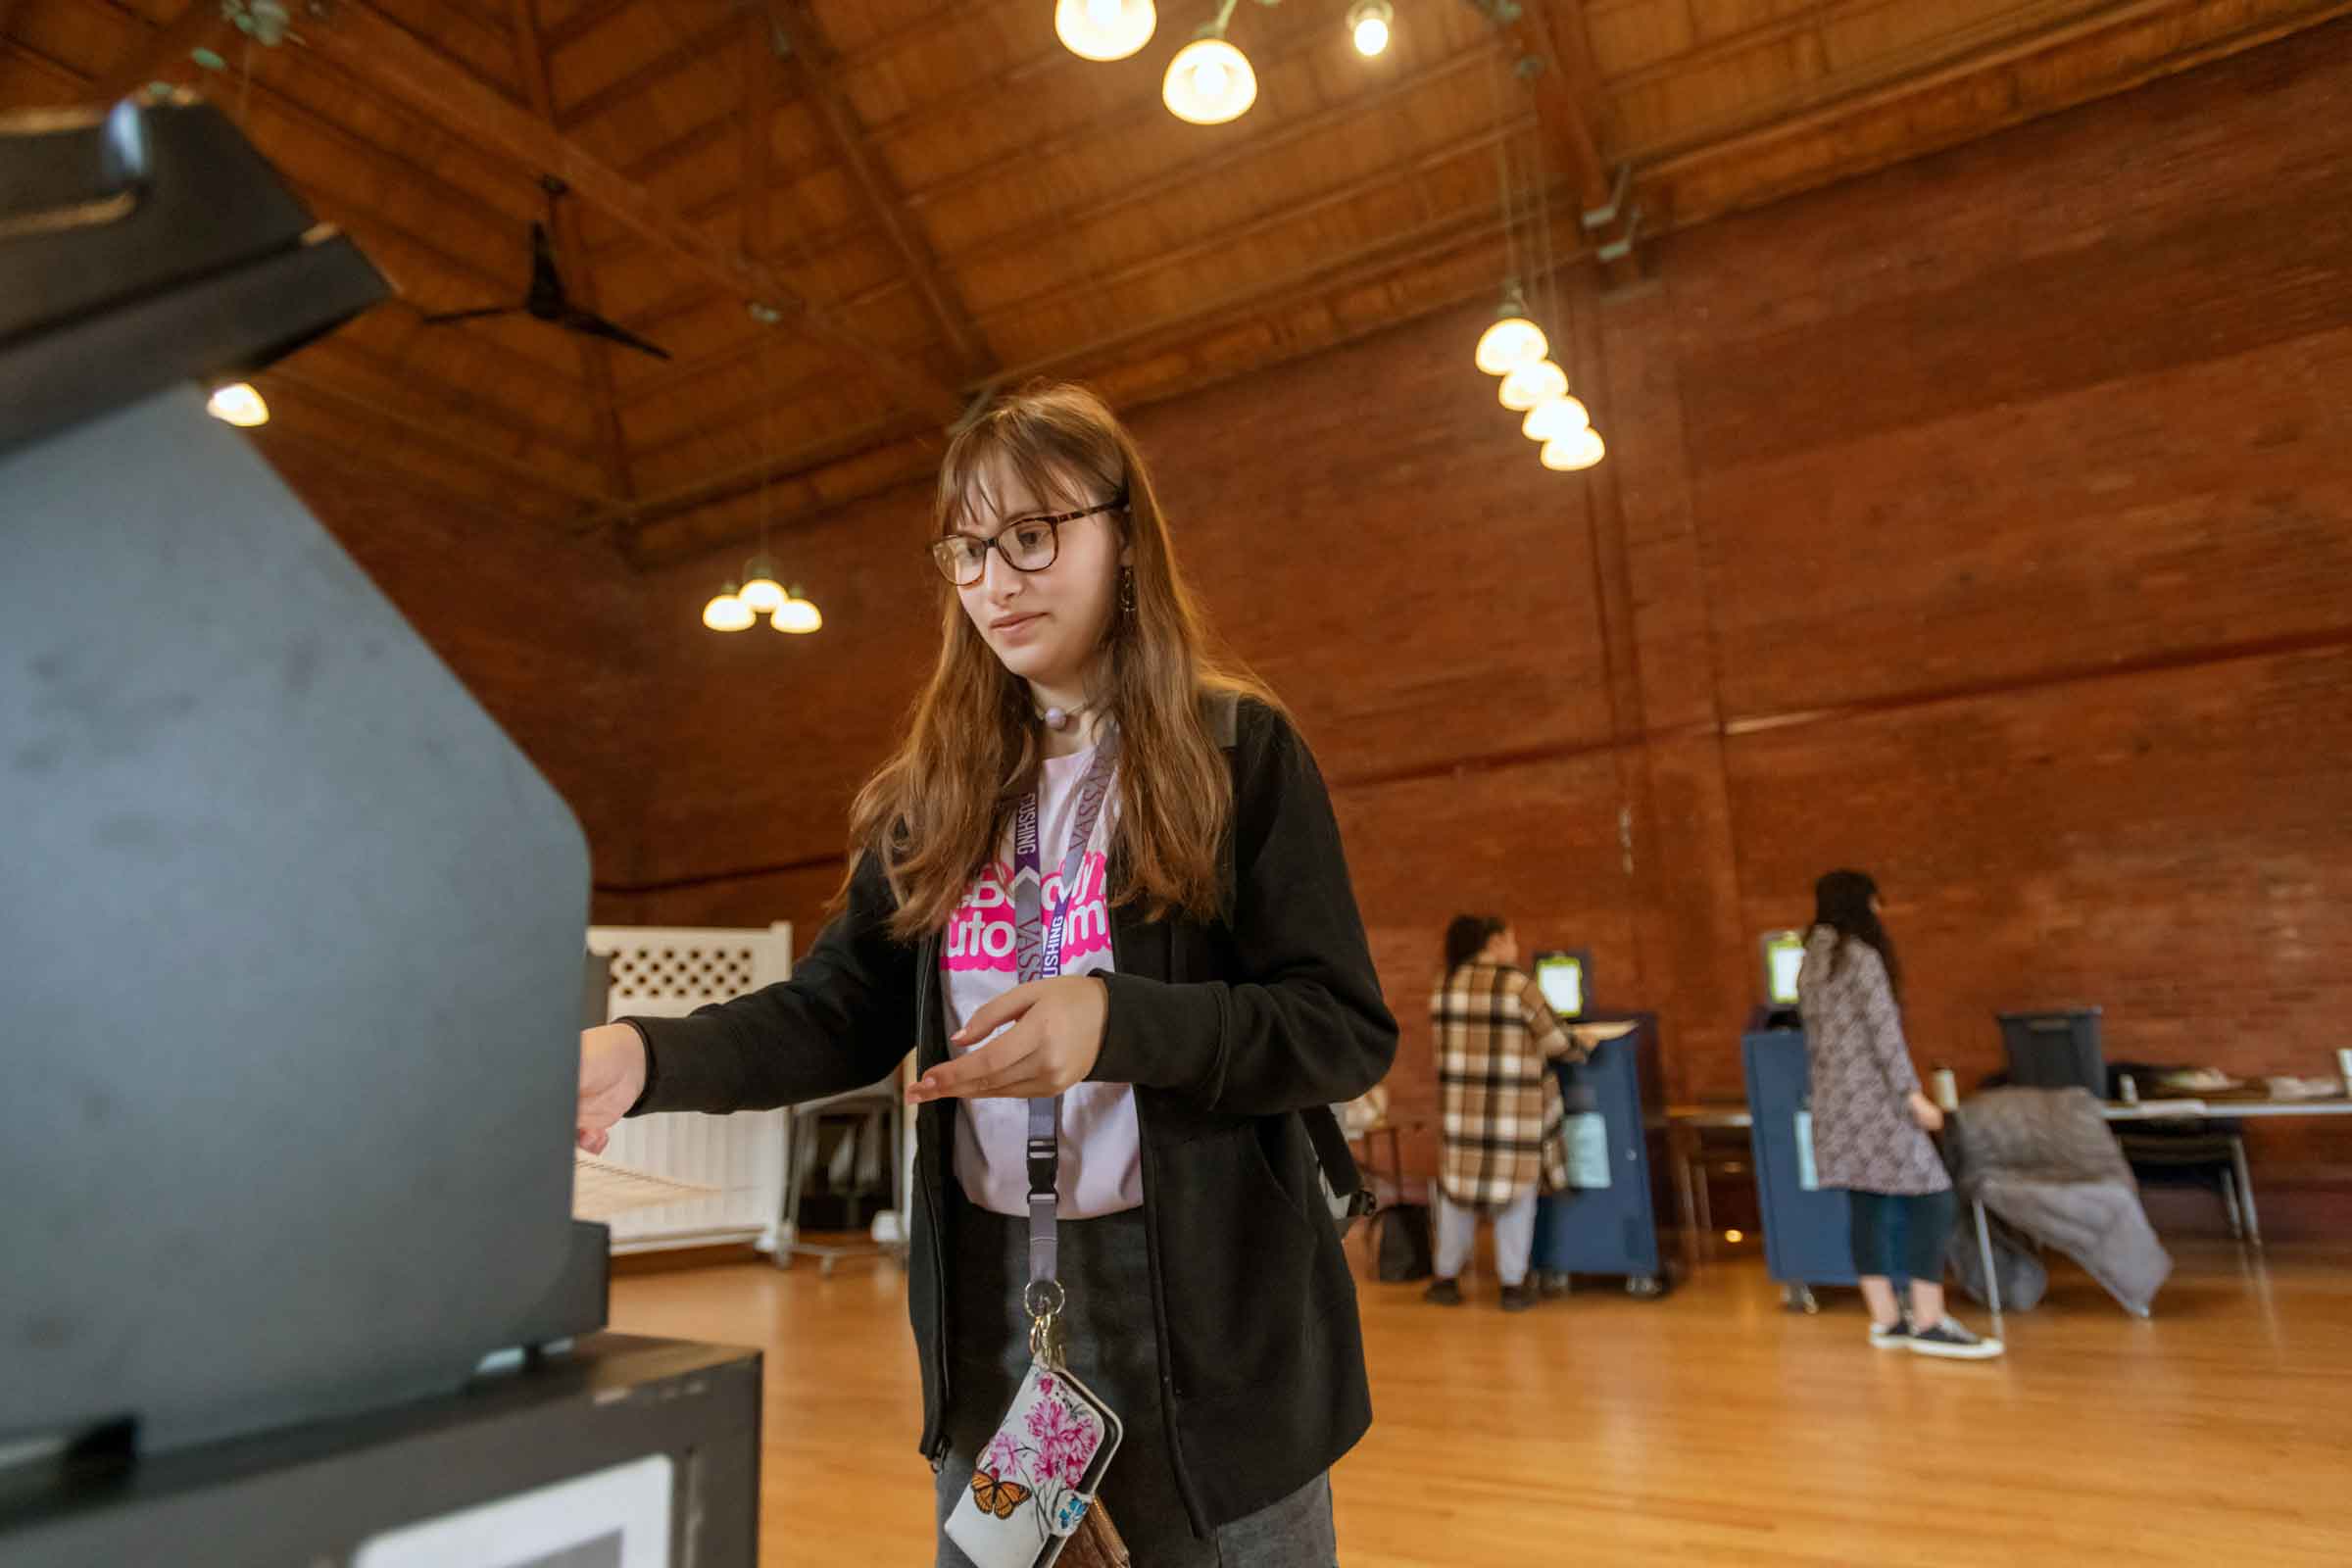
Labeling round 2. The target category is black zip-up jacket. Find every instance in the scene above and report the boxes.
[622,696,1398,1534]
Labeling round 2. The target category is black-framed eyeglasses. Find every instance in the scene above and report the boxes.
[929,496,1127,587]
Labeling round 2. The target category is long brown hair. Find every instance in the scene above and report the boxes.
[844,382,1274,942]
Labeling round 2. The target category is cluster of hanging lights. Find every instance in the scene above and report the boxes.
[1477,301,1602,471]
[702,558,822,634]
[1055,0,1396,126]
[1472,31,1604,473]
[702,304,823,635]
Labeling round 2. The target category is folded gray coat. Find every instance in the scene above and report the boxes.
[1947,1087,2174,1316]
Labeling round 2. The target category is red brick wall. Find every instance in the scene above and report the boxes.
[303,24,2352,1233]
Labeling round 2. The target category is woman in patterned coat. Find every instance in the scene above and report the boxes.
[1426,915,1584,1311]
[1798,871,2002,1359]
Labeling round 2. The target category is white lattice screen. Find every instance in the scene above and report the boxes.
[586,922,792,1253]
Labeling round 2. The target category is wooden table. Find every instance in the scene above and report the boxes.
[2099,1095,2352,1245]
[1655,1105,1754,1274]
[2101,1097,2352,1120]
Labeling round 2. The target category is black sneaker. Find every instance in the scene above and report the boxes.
[1499,1283,1538,1313]
[1907,1317,2004,1360]
[1869,1317,1910,1349]
[1423,1277,1464,1306]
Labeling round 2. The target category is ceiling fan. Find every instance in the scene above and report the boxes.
[418,176,671,362]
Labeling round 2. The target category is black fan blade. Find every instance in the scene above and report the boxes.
[560,307,673,362]
[528,221,564,302]
[419,306,522,325]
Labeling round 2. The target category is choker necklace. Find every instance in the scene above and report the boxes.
[1035,699,1092,733]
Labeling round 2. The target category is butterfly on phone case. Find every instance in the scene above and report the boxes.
[970,1466,1034,1521]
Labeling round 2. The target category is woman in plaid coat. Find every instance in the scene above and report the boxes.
[1425,915,1585,1310]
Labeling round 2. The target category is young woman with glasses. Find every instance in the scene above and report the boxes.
[576,382,1396,1564]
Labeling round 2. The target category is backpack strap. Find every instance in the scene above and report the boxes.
[1207,689,1376,1225]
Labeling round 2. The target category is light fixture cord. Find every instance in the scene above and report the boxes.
[759,315,773,570]
[1488,24,1520,304]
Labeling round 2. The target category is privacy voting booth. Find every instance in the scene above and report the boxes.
[1,97,757,1566]
[1526,952,1672,1296]
[1742,1029,1857,1311]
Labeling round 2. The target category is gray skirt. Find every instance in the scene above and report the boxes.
[933,1197,1338,1568]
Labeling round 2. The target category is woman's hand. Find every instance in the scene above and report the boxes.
[1908,1091,1945,1133]
[577,1023,648,1153]
[909,976,1109,1104]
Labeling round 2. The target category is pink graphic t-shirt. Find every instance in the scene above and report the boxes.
[944,743,1143,1219]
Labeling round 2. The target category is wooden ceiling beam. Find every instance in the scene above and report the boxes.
[302,329,606,466]
[583,146,834,264]
[1638,0,2352,179]
[999,175,1583,387]
[1608,0,1867,90]
[1490,0,1638,284]
[627,358,851,463]
[259,366,619,505]
[291,0,964,423]
[872,0,1336,149]
[613,270,904,400]
[930,40,1495,265]
[90,0,233,103]
[619,420,939,564]
[253,421,581,532]
[897,1,1342,206]
[968,116,1539,328]
[580,411,915,538]
[625,99,743,181]
[440,0,517,38]
[828,0,977,71]
[510,0,634,501]
[540,0,635,56]
[740,5,775,257]
[625,186,1588,567]
[554,14,736,130]
[1629,0,2228,165]
[764,0,989,376]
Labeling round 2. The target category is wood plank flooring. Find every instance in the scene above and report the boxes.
[611,1240,2352,1566]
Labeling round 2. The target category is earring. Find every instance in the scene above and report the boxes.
[1118,566,1136,613]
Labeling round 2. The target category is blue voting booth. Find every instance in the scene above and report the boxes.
[1531,1015,1671,1298]
[1742,1029,1855,1311]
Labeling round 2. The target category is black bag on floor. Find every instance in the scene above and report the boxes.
[1375,1204,1434,1282]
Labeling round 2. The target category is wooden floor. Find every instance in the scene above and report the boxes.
[611,1238,2352,1566]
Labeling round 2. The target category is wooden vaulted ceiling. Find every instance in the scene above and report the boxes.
[4,0,2342,568]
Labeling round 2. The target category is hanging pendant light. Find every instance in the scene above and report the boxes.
[1497,359,1567,412]
[737,557,786,614]
[1541,427,1606,471]
[703,584,757,632]
[1163,35,1255,124]
[206,381,269,426]
[1056,0,1156,60]
[1522,394,1591,444]
[1474,300,1546,376]
[705,304,821,634]
[1348,0,1393,56]
[771,589,822,635]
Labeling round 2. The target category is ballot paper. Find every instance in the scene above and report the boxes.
[572,1150,717,1222]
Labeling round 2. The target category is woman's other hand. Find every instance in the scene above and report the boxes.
[577,1023,649,1152]
[909,976,1109,1103]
